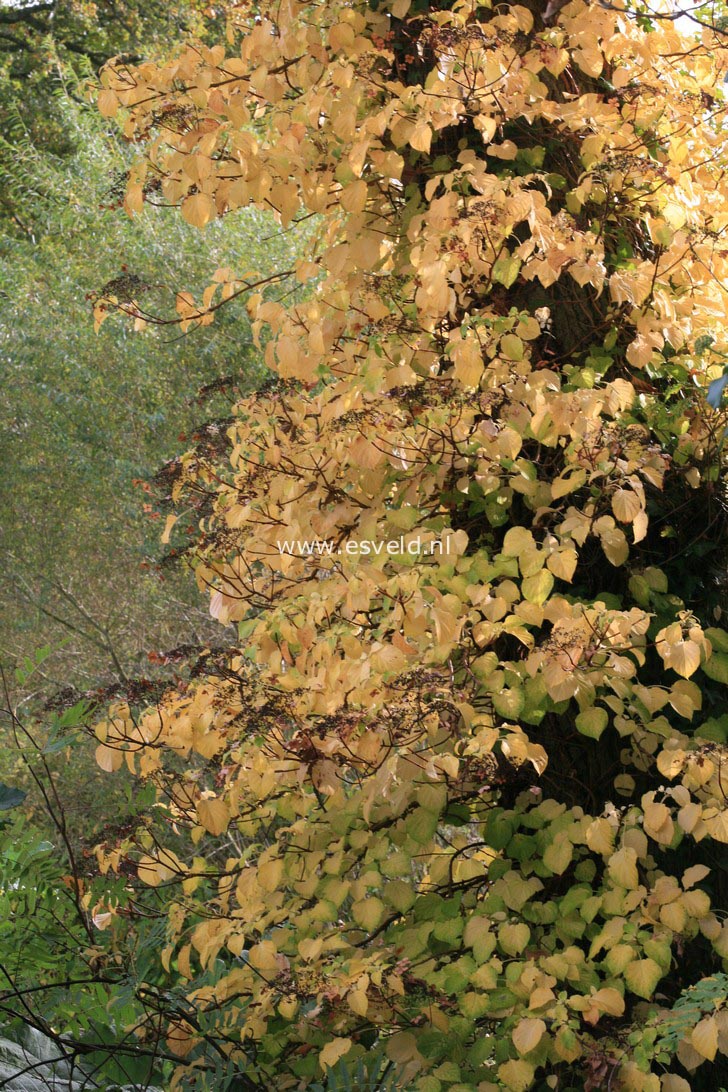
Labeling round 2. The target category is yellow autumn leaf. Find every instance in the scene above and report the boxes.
[328,23,355,53]
[503,527,535,556]
[248,941,279,976]
[691,1015,718,1061]
[166,1020,196,1058]
[542,835,572,875]
[409,120,432,153]
[656,748,687,779]
[586,818,615,855]
[608,846,639,890]
[702,809,728,843]
[161,513,178,544]
[499,922,530,955]
[196,796,229,835]
[643,799,673,843]
[137,849,181,887]
[258,857,284,892]
[546,548,578,582]
[512,1018,546,1055]
[660,901,687,932]
[352,897,385,932]
[658,638,702,679]
[521,569,553,606]
[95,743,123,772]
[551,472,584,500]
[591,988,625,1017]
[501,334,524,361]
[612,488,642,524]
[660,1076,691,1092]
[619,1064,660,1092]
[624,958,663,1000]
[682,864,710,889]
[348,988,368,1016]
[181,192,217,228]
[340,180,368,214]
[498,1059,535,1092]
[97,89,118,117]
[298,937,323,961]
[320,1037,352,1070]
[601,526,629,567]
[633,509,649,543]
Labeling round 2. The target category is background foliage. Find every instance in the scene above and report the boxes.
[0,77,305,852]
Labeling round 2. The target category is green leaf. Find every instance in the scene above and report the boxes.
[492,254,522,288]
[492,687,525,720]
[521,569,553,606]
[703,651,728,685]
[0,783,27,811]
[695,334,715,355]
[705,627,728,653]
[575,706,608,739]
[542,835,573,875]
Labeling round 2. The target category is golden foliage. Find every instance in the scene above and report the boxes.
[91,0,728,1087]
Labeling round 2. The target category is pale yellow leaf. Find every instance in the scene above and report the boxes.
[98,89,118,117]
[682,864,710,889]
[546,548,578,582]
[181,192,217,228]
[691,1016,718,1061]
[352,897,384,932]
[661,1076,691,1092]
[95,743,123,772]
[601,526,629,566]
[320,1037,352,1070]
[608,846,639,890]
[633,509,649,543]
[592,987,625,1016]
[521,569,554,606]
[137,849,180,887]
[512,1018,546,1055]
[612,488,642,524]
[348,988,368,1016]
[196,796,229,835]
[161,514,178,544]
[624,958,663,999]
[498,1059,535,1092]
